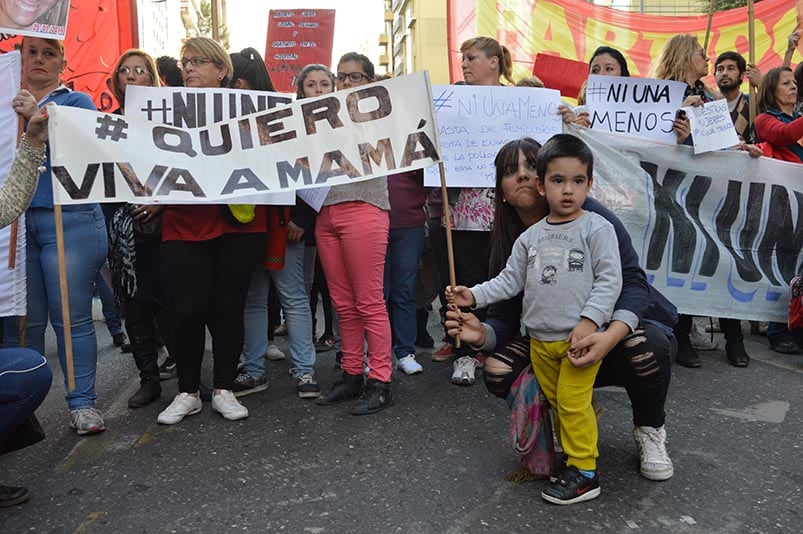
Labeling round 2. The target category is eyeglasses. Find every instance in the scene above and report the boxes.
[178,57,213,69]
[336,72,370,83]
[695,50,707,58]
[117,65,149,76]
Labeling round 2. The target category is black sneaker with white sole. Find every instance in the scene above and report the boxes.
[232,372,268,398]
[296,373,321,399]
[541,466,600,505]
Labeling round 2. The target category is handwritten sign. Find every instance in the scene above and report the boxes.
[425,85,562,188]
[265,9,336,93]
[585,75,687,143]
[683,100,740,154]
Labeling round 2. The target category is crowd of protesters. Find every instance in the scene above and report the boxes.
[1,28,802,507]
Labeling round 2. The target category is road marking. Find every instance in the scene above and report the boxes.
[711,400,789,423]
[73,511,105,533]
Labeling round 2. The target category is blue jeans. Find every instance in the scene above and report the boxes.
[3,206,107,410]
[243,241,316,377]
[0,348,52,443]
[95,266,123,337]
[383,225,425,359]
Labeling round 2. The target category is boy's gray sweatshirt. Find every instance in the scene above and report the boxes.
[471,211,622,341]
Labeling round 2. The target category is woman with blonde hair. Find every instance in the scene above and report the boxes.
[156,37,268,425]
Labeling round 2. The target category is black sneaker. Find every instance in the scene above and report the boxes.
[541,466,600,505]
[112,332,128,347]
[0,485,30,507]
[316,371,364,405]
[158,357,177,380]
[232,372,268,398]
[350,379,392,415]
[296,373,321,399]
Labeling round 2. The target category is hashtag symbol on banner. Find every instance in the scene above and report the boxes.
[95,115,129,141]
[433,90,453,112]
[585,83,606,101]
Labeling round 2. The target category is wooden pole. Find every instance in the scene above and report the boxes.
[703,0,717,52]
[53,205,76,392]
[747,0,757,125]
[438,161,460,348]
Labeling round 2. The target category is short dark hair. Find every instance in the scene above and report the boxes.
[536,134,594,180]
[156,55,183,87]
[590,46,629,77]
[337,52,375,80]
[714,51,746,76]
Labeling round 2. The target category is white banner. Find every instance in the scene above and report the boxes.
[571,125,801,322]
[126,86,296,205]
[0,51,27,317]
[424,85,563,188]
[586,75,687,143]
[48,72,440,205]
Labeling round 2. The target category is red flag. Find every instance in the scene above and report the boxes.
[532,53,588,99]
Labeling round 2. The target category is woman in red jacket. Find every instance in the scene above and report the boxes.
[155,37,269,424]
[754,66,803,355]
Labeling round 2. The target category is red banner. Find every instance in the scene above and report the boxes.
[448,0,800,87]
[0,0,136,111]
[265,8,335,93]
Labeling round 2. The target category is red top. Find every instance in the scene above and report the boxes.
[162,205,268,242]
[755,112,803,163]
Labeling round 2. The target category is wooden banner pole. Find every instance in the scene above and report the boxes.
[703,0,717,52]
[53,204,76,392]
[748,0,757,125]
[438,161,460,348]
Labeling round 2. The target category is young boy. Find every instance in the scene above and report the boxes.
[449,134,622,505]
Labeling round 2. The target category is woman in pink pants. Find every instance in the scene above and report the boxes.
[314,52,393,415]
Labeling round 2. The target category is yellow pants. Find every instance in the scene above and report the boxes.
[530,338,602,471]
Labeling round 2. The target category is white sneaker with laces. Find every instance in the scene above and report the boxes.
[69,407,106,435]
[451,355,477,386]
[633,425,674,481]
[265,344,286,361]
[157,392,202,425]
[397,354,423,375]
[212,389,249,421]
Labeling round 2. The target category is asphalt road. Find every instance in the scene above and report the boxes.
[1,312,801,533]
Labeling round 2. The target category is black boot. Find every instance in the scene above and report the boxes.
[720,318,749,367]
[0,485,30,507]
[351,379,393,415]
[128,379,161,408]
[316,371,364,405]
[674,315,701,368]
[415,308,435,348]
[127,315,162,408]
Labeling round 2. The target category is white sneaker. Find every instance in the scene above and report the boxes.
[157,392,202,425]
[451,355,477,386]
[689,322,718,351]
[397,354,423,375]
[212,389,249,421]
[633,425,674,481]
[266,344,286,361]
